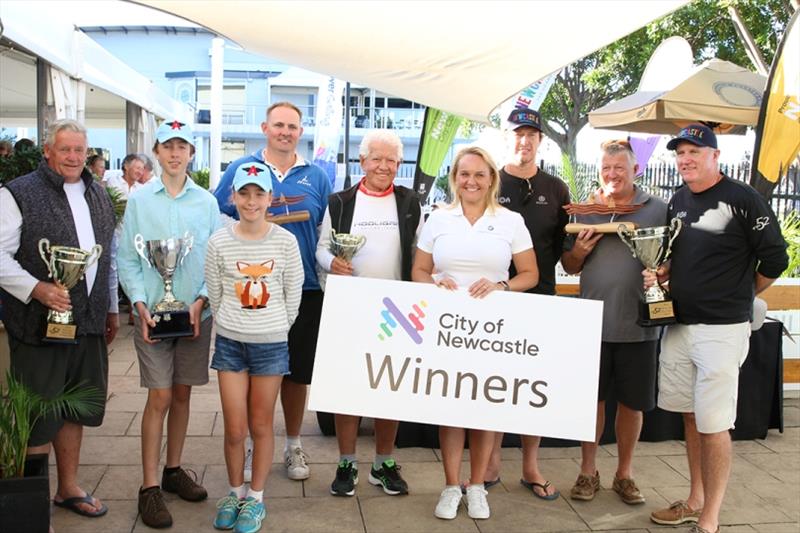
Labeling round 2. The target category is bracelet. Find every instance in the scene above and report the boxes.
[498,280,510,291]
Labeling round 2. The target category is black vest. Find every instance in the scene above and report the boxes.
[327,183,421,281]
[1,162,115,344]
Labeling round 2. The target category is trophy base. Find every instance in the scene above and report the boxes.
[637,299,677,327]
[150,310,194,339]
[43,322,78,344]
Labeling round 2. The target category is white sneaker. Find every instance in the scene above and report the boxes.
[466,485,490,519]
[243,436,253,483]
[434,487,462,520]
[285,446,310,480]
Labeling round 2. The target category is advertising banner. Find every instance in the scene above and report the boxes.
[412,108,463,203]
[310,276,603,442]
[313,76,345,188]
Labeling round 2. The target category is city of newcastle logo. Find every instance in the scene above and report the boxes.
[377,297,428,344]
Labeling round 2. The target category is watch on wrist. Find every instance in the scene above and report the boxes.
[198,295,210,310]
[499,280,510,291]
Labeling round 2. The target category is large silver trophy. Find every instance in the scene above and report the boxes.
[329,230,366,262]
[134,233,194,339]
[617,219,682,327]
[38,238,103,343]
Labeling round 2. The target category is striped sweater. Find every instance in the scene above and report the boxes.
[205,224,303,344]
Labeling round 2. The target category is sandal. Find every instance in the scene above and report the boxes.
[520,478,560,501]
[54,494,108,517]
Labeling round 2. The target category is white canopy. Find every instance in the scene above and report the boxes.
[138,0,688,122]
[1,1,192,122]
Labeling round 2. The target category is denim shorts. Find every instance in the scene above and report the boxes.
[211,335,290,376]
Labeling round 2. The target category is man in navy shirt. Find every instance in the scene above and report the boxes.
[214,102,331,482]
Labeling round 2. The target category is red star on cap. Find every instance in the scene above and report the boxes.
[246,165,263,176]
[170,120,185,130]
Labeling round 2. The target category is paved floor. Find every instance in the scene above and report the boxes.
[49,322,800,533]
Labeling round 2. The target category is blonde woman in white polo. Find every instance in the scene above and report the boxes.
[412,146,539,521]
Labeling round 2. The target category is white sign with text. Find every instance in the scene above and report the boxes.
[309,277,603,442]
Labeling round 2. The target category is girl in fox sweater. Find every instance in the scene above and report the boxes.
[205,162,302,533]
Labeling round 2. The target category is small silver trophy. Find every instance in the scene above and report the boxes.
[329,230,366,261]
[38,238,103,343]
[134,233,194,339]
[617,219,682,326]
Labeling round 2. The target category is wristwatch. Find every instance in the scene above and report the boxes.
[498,280,510,291]
[197,295,210,310]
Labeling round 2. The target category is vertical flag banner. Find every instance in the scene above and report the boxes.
[313,76,345,188]
[628,135,661,177]
[496,72,558,119]
[412,108,463,202]
[750,9,800,199]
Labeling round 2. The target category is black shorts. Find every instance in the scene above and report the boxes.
[286,290,323,385]
[9,335,108,446]
[597,340,657,412]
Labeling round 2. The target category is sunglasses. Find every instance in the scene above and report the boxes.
[600,139,634,152]
[521,178,534,205]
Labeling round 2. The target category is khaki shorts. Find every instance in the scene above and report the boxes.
[658,322,750,433]
[134,316,213,389]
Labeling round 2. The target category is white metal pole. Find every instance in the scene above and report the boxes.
[209,37,224,190]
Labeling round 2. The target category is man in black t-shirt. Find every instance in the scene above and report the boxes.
[486,109,569,500]
[645,125,787,533]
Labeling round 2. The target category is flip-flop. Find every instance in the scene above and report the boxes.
[520,479,560,501]
[54,494,108,518]
[459,478,501,494]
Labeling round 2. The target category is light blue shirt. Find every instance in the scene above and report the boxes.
[117,176,220,319]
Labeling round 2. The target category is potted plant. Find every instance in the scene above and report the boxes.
[0,371,104,533]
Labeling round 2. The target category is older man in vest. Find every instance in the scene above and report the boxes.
[0,119,118,520]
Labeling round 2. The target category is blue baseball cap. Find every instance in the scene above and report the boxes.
[232,162,272,192]
[156,120,195,146]
[666,124,718,150]
[506,108,542,131]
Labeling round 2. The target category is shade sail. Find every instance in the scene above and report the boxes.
[137,0,688,123]
[589,58,767,134]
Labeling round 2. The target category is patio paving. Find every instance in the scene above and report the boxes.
[48,322,800,533]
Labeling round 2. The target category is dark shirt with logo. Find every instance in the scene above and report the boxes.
[668,176,788,324]
[499,168,570,295]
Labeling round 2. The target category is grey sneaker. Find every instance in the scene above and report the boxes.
[612,475,645,504]
[570,471,600,501]
[650,500,702,525]
[688,525,719,533]
[285,447,310,480]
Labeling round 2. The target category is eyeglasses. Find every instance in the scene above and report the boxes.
[600,139,633,152]
[521,178,534,205]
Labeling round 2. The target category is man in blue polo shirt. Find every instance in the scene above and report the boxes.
[214,102,331,483]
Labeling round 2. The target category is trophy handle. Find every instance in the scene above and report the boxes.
[134,234,151,269]
[664,218,682,261]
[85,244,103,269]
[38,238,54,278]
[355,234,367,253]
[616,224,637,258]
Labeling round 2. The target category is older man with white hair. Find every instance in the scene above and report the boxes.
[316,129,422,498]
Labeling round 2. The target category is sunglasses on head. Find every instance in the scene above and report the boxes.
[600,139,633,152]
[521,178,534,205]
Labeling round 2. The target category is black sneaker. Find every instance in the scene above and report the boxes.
[330,460,358,496]
[368,459,409,495]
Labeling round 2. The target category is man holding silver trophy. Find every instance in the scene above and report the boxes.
[561,140,667,505]
[644,125,788,533]
[0,119,118,519]
[117,120,220,529]
[316,130,422,498]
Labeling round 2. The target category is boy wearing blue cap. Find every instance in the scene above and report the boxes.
[117,119,220,529]
[205,162,303,533]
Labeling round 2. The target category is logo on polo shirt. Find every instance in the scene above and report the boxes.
[499,196,511,204]
[297,176,312,187]
[535,195,548,205]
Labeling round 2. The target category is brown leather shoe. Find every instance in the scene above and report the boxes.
[138,486,172,529]
[612,475,645,504]
[650,500,702,525]
[161,467,208,502]
[570,471,600,501]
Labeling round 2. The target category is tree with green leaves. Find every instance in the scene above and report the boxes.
[539,0,794,166]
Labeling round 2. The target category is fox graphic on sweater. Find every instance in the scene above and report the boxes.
[234,260,274,309]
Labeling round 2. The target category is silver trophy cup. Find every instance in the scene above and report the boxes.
[329,230,366,261]
[38,238,103,342]
[134,233,194,338]
[617,218,682,326]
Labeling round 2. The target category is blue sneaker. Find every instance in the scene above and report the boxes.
[234,497,266,533]
[214,493,242,530]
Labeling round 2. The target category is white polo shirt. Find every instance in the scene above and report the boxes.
[417,204,533,288]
